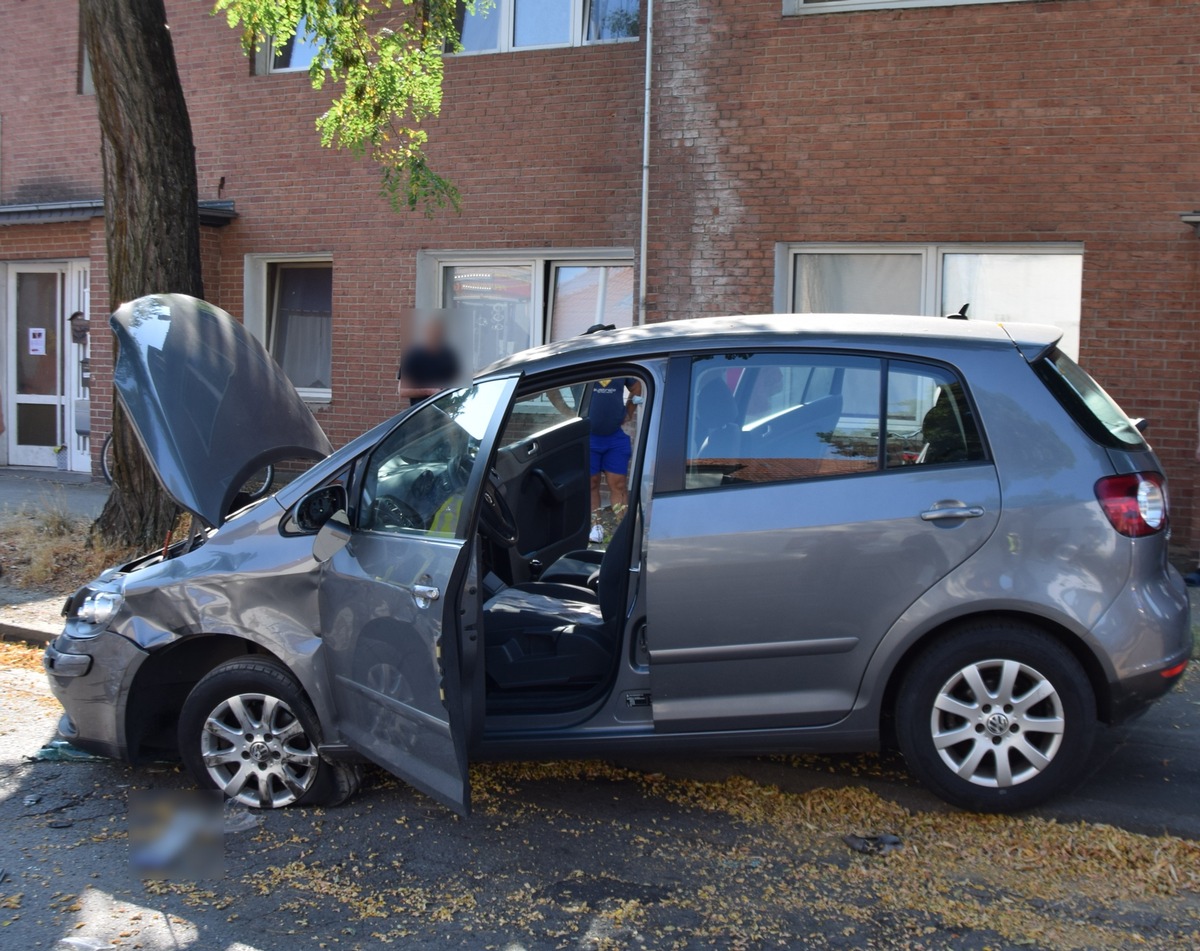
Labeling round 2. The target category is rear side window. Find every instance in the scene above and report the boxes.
[886,362,985,468]
[683,353,986,490]
[1033,350,1146,450]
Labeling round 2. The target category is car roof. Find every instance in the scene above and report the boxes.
[480,313,1063,378]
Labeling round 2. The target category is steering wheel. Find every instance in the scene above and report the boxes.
[375,496,425,532]
[478,473,519,548]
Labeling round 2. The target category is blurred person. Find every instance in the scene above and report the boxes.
[397,310,463,405]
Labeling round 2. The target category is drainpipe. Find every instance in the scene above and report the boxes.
[637,0,654,327]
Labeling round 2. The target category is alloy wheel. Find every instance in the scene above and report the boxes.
[199,692,319,808]
[929,658,1065,788]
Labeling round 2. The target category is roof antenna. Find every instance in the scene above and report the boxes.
[947,303,969,320]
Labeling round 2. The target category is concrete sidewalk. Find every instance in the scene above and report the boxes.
[0,466,109,520]
[0,467,110,644]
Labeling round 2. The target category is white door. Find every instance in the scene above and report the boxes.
[6,263,89,470]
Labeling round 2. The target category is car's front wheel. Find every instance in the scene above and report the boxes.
[178,658,359,809]
[895,621,1097,812]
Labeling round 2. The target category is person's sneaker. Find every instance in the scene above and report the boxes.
[589,524,604,544]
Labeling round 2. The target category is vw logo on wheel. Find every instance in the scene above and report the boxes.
[984,711,1011,736]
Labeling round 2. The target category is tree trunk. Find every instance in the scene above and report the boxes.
[82,0,204,549]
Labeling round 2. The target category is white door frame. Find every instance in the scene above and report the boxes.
[5,260,90,471]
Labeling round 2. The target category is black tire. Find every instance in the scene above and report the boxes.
[895,620,1096,813]
[241,464,276,501]
[178,658,360,809]
[100,433,115,486]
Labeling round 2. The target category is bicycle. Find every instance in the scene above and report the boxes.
[100,431,275,501]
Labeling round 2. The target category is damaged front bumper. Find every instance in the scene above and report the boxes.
[43,627,149,762]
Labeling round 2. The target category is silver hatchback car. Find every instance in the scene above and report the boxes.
[45,295,1191,814]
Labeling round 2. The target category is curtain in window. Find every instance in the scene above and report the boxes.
[793,253,923,315]
[273,266,332,390]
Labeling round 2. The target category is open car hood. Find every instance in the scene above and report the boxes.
[110,294,332,528]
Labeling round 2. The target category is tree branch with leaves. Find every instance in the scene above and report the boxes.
[215,0,489,214]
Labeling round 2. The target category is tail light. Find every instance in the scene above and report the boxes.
[1094,472,1167,537]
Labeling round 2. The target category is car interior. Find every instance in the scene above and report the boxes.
[472,375,650,714]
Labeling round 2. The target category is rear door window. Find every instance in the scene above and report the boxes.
[886,362,985,468]
[682,352,986,490]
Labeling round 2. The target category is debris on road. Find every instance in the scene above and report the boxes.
[844,833,903,855]
[26,740,106,763]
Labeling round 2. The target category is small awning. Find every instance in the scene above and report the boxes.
[0,199,237,228]
[1179,212,1200,233]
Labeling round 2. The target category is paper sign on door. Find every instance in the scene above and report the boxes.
[28,328,46,356]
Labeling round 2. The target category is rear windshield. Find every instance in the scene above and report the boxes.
[1033,349,1147,450]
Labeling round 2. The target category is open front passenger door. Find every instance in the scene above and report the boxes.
[317,377,519,815]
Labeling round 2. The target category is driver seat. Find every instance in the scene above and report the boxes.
[482,514,634,690]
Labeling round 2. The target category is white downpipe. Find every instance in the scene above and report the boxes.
[637,0,654,327]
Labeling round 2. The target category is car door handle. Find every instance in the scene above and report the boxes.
[920,504,985,521]
[531,467,569,502]
[413,584,441,609]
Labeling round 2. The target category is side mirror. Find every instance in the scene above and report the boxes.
[293,484,348,533]
[312,510,351,564]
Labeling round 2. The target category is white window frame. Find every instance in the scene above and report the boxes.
[243,253,333,402]
[775,242,1084,356]
[452,0,639,56]
[416,248,635,365]
[784,0,1042,15]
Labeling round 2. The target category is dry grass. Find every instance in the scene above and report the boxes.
[0,638,47,673]
[0,492,136,592]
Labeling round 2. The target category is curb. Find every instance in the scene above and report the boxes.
[0,621,57,646]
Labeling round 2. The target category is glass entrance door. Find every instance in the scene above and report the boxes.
[7,266,64,467]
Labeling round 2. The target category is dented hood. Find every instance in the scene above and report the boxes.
[110,294,332,528]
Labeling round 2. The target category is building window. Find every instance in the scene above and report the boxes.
[259,15,323,73]
[778,243,1084,359]
[78,11,94,95]
[548,263,635,339]
[455,0,638,54]
[243,255,333,401]
[417,250,634,372]
[784,0,1042,15]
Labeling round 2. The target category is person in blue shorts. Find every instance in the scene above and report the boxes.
[588,375,642,541]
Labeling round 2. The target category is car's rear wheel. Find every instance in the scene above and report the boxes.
[895,621,1096,812]
[178,658,359,809]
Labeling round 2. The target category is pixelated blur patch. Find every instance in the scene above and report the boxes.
[128,789,224,880]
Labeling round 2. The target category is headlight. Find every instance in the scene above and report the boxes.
[73,589,124,627]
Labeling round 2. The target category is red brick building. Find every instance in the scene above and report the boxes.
[2,0,1199,543]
